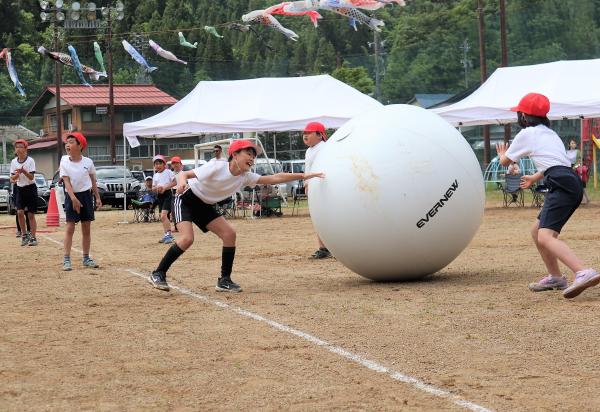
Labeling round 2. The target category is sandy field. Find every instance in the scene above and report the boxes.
[1,201,599,411]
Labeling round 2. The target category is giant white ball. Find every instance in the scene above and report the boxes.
[308,105,485,281]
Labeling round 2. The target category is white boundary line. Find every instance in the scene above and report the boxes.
[41,235,492,412]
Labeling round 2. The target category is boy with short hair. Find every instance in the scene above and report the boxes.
[10,139,38,246]
[303,122,331,259]
[60,132,102,271]
[152,155,176,243]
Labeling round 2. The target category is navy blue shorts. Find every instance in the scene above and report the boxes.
[15,183,37,212]
[65,190,95,223]
[157,191,172,213]
[173,189,221,233]
[538,166,583,233]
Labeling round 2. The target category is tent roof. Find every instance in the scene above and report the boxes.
[123,75,383,138]
[431,59,600,126]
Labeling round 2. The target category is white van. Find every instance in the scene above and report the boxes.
[180,159,207,171]
[251,158,287,202]
[281,160,305,197]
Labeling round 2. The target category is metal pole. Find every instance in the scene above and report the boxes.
[108,9,116,164]
[1,134,6,165]
[119,133,128,223]
[477,0,490,167]
[499,0,511,144]
[374,30,381,102]
[54,25,63,166]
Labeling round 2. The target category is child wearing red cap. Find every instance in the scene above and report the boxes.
[10,139,38,246]
[152,155,176,243]
[149,139,324,293]
[496,93,598,299]
[60,133,102,271]
[303,122,331,259]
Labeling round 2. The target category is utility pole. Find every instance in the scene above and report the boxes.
[499,0,511,144]
[460,39,470,89]
[477,0,490,167]
[373,30,381,102]
[54,24,63,166]
[107,9,116,164]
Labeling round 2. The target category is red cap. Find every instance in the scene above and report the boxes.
[303,121,327,141]
[65,132,88,150]
[170,156,182,163]
[510,93,550,117]
[153,154,166,163]
[227,140,262,157]
[13,139,28,149]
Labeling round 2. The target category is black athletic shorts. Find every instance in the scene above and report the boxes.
[157,191,173,213]
[65,190,95,223]
[173,188,222,233]
[538,166,583,233]
[15,183,37,212]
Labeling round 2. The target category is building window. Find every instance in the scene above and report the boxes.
[63,112,72,131]
[82,110,103,123]
[49,114,57,132]
[123,111,143,122]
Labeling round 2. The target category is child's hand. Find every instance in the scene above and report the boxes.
[95,195,102,210]
[495,142,508,157]
[71,196,82,213]
[304,172,325,180]
[520,175,535,189]
[156,185,165,194]
[176,183,187,195]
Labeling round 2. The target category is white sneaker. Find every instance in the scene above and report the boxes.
[563,269,600,299]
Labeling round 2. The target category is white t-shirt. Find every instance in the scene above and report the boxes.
[59,156,96,193]
[505,125,571,172]
[153,169,175,189]
[187,159,261,204]
[305,140,325,174]
[10,156,36,187]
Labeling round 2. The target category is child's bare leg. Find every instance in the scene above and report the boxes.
[161,210,170,232]
[537,228,585,274]
[27,212,37,238]
[81,221,91,256]
[531,220,560,275]
[207,217,236,247]
[64,222,76,256]
[175,221,194,250]
[17,210,27,235]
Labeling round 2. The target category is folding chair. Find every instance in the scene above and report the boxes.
[291,183,308,216]
[530,184,548,208]
[501,174,524,207]
[132,193,158,222]
[215,195,237,219]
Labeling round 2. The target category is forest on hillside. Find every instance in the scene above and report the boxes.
[2,0,600,127]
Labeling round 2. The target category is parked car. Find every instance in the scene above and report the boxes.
[181,159,207,171]
[95,166,142,208]
[131,170,145,183]
[0,174,10,212]
[248,158,287,202]
[281,160,305,197]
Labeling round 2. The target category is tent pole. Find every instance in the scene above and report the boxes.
[119,133,128,224]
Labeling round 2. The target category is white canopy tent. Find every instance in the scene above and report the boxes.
[123,74,383,140]
[431,59,600,126]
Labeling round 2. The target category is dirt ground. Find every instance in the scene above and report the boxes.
[1,201,600,411]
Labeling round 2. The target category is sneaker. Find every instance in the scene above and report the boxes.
[158,234,174,244]
[20,234,30,247]
[149,271,170,291]
[63,260,72,271]
[216,277,242,293]
[563,269,600,299]
[28,237,38,246]
[528,275,568,292]
[83,257,99,268]
[15,230,21,238]
[311,247,332,259]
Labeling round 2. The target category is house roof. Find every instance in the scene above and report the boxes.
[27,84,178,116]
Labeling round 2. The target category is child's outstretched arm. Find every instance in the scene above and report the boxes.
[257,171,325,185]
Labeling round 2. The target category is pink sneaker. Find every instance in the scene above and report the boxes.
[528,275,568,292]
[563,269,600,299]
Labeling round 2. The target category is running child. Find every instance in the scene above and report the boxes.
[60,133,102,271]
[10,139,38,246]
[303,122,331,259]
[152,155,176,243]
[496,92,598,299]
[149,139,324,292]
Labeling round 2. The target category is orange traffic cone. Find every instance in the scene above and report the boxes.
[46,188,60,227]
